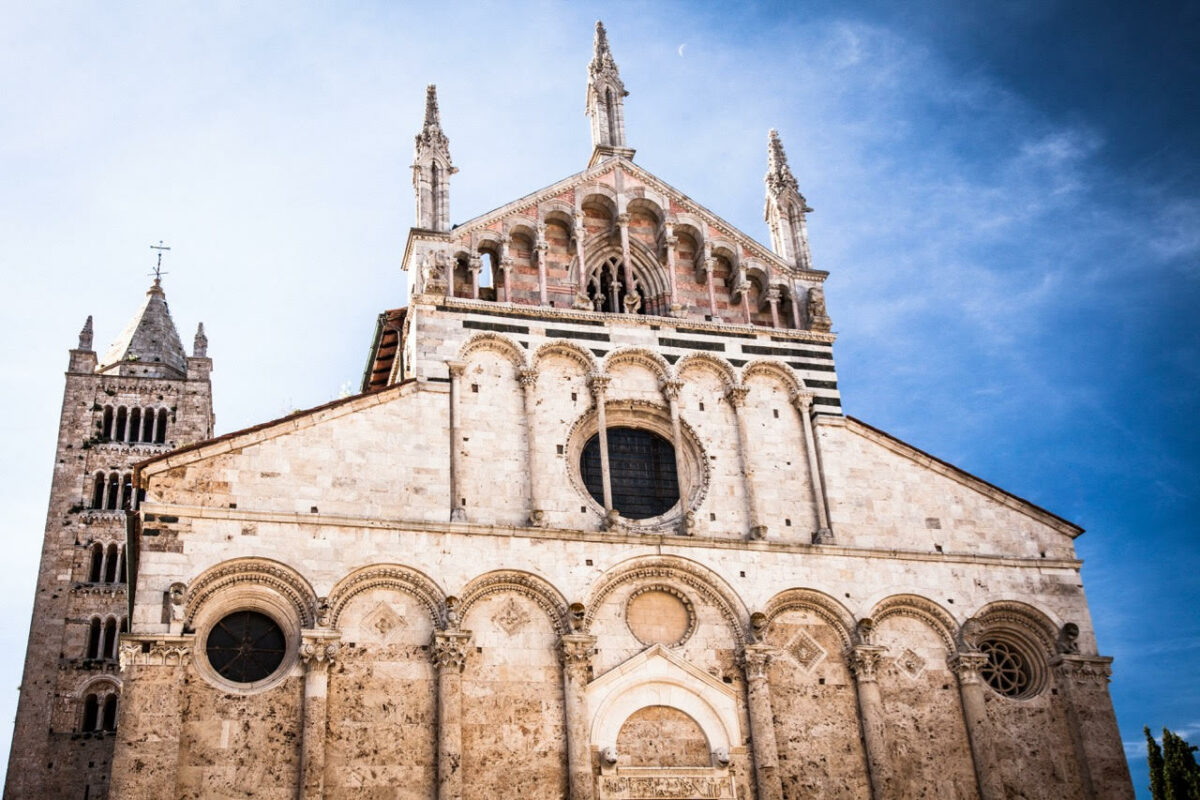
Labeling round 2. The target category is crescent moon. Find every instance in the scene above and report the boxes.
[677,43,687,56]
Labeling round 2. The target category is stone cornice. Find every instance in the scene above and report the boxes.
[843,417,1084,538]
[136,501,1084,572]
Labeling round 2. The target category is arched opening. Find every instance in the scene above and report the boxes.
[101,694,118,731]
[155,412,167,444]
[114,407,127,442]
[586,256,647,315]
[90,472,105,509]
[101,407,113,440]
[142,408,156,442]
[617,706,710,767]
[104,544,119,583]
[116,548,126,584]
[81,694,99,731]
[88,542,103,582]
[102,618,117,659]
[120,473,133,511]
[128,407,141,443]
[605,88,617,144]
[478,245,500,301]
[86,618,101,658]
[105,473,119,510]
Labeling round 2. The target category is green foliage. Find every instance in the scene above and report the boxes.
[1147,727,1200,799]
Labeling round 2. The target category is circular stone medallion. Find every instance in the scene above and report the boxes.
[626,588,694,647]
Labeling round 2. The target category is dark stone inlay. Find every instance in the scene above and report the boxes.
[743,343,834,359]
[462,319,530,335]
[545,328,611,342]
[787,361,837,373]
[658,337,726,352]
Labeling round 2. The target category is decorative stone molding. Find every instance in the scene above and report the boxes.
[870,594,959,654]
[491,596,532,635]
[559,634,598,676]
[430,630,472,673]
[948,651,990,685]
[530,340,598,373]
[326,563,447,630]
[456,331,528,369]
[299,630,341,670]
[118,635,194,669]
[185,558,316,628]
[1051,654,1113,686]
[673,353,739,389]
[602,347,673,383]
[624,584,697,648]
[740,644,772,681]
[458,570,570,636]
[762,588,856,649]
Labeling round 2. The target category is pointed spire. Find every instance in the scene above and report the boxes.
[193,322,208,358]
[413,84,456,231]
[98,280,188,378]
[765,129,799,195]
[764,129,813,270]
[586,20,630,158]
[78,315,94,351]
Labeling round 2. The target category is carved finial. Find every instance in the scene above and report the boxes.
[413,85,456,231]
[423,84,440,129]
[593,21,612,66]
[766,129,799,195]
[78,315,94,350]
[586,20,629,152]
[193,322,207,358]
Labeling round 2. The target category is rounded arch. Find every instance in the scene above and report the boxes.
[456,331,528,369]
[971,599,1060,656]
[869,594,960,653]
[584,555,749,644]
[741,360,806,396]
[743,259,771,287]
[763,588,857,648]
[579,184,619,217]
[675,352,739,390]
[626,196,666,228]
[593,681,731,754]
[71,673,121,699]
[602,346,673,384]
[326,563,448,630]
[531,340,598,375]
[539,201,575,229]
[185,557,317,628]
[458,569,570,636]
[708,240,740,271]
[669,215,706,250]
[472,229,504,250]
[508,221,538,244]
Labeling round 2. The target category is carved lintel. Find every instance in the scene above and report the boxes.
[119,634,194,670]
[741,643,773,681]
[431,630,472,673]
[847,644,888,683]
[1052,654,1113,686]
[948,650,990,685]
[300,630,342,671]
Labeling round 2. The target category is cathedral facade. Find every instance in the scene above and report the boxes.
[8,22,1132,800]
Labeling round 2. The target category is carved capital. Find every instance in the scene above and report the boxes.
[847,644,888,683]
[726,386,749,407]
[659,379,684,402]
[559,634,598,675]
[741,643,773,681]
[589,372,611,397]
[1052,654,1113,686]
[446,360,467,378]
[765,287,782,305]
[468,255,481,273]
[518,367,539,390]
[616,212,630,227]
[948,651,991,685]
[431,630,472,673]
[789,389,815,412]
[118,635,194,670]
[300,631,341,671]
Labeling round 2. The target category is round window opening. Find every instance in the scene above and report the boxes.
[580,427,679,519]
[205,610,287,684]
[979,638,1034,698]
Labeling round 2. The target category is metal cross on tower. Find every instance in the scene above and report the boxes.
[149,240,171,283]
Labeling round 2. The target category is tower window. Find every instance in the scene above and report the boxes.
[581,427,678,519]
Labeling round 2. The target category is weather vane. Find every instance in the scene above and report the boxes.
[149,240,171,283]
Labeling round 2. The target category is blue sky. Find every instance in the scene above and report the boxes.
[0,2,1195,795]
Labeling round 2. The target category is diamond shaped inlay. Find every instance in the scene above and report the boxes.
[361,602,407,644]
[491,596,531,635]
[786,630,827,671]
[896,648,926,679]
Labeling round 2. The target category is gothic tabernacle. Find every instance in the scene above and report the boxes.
[6,21,1132,800]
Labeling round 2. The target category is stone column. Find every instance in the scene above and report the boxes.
[617,212,637,313]
[848,644,891,800]
[574,211,591,309]
[949,651,1004,800]
[791,390,833,543]
[536,222,549,306]
[432,630,472,800]
[660,379,692,534]
[790,283,802,329]
[589,373,613,513]
[561,634,598,800]
[500,257,513,303]
[766,287,782,329]
[110,636,192,800]
[1052,654,1133,800]
[663,223,682,316]
[519,367,545,526]
[447,360,467,522]
[299,630,340,800]
[703,255,719,320]
[727,386,766,539]
[468,255,481,300]
[742,645,783,800]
